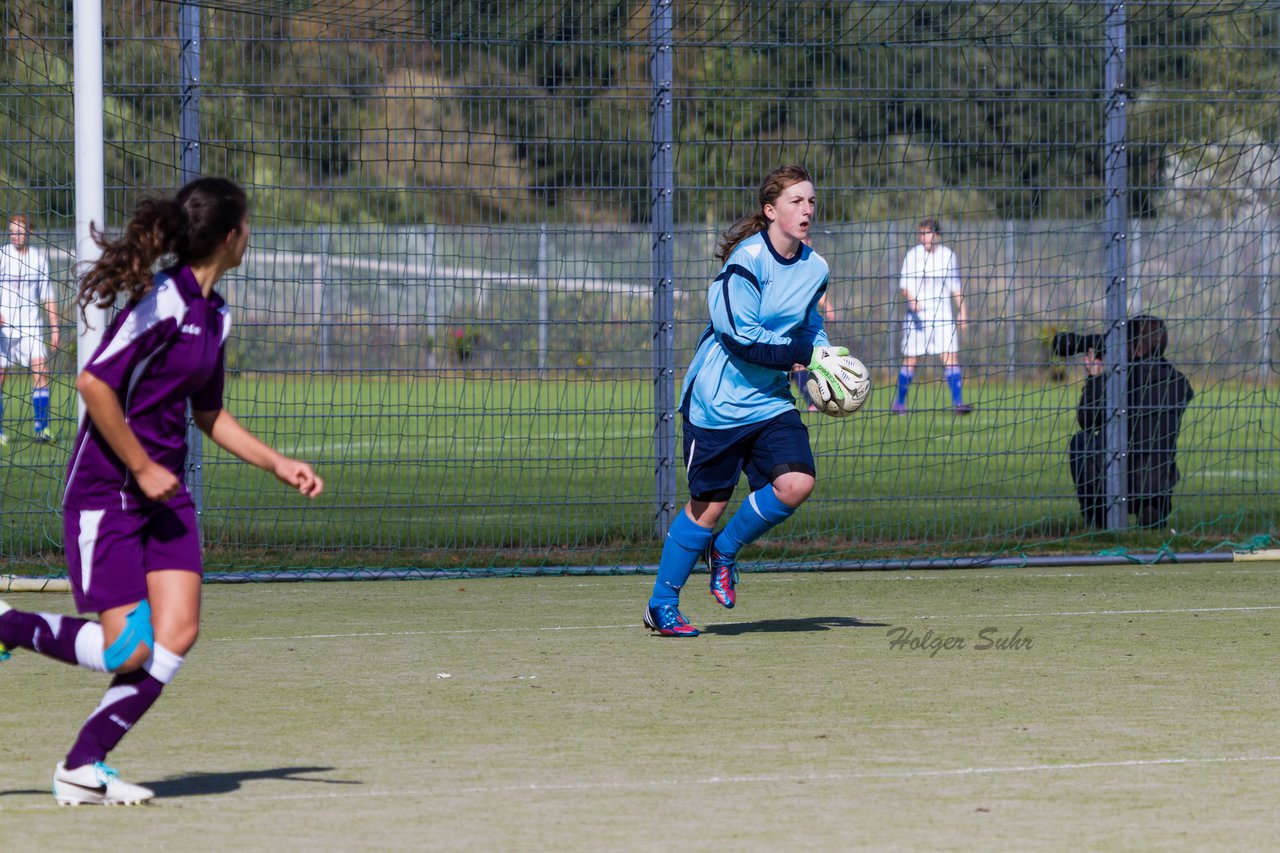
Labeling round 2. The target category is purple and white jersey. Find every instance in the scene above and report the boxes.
[65,265,230,510]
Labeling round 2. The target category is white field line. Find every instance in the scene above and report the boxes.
[232,754,1280,802]
[534,568,1276,591]
[903,604,1280,620]
[212,603,1280,643]
[1188,469,1277,479]
[6,754,1274,810]
[740,567,1276,582]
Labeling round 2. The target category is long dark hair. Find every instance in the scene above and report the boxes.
[78,176,248,311]
[715,164,812,264]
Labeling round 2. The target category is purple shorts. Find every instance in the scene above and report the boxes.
[64,497,203,613]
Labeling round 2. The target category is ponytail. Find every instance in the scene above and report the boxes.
[78,199,183,311]
[714,164,812,265]
[77,176,248,315]
[715,213,769,264]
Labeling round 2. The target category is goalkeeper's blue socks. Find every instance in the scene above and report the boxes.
[33,386,50,433]
[713,484,796,559]
[649,511,715,608]
[896,368,914,406]
[945,366,964,406]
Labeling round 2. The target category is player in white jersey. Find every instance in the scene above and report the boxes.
[893,217,972,415]
[0,214,60,442]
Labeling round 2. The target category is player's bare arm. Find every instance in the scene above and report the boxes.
[900,287,919,314]
[45,298,59,349]
[820,295,836,324]
[193,407,324,497]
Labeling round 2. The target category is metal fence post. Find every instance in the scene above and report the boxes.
[651,0,676,540]
[1103,0,1129,531]
[1130,218,1142,313]
[180,2,204,517]
[886,221,898,369]
[1006,219,1017,383]
[1262,223,1273,383]
[538,224,548,377]
[423,225,437,370]
[73,0,106,414]
[312,227,330,372]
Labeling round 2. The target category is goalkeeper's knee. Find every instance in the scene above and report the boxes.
[103,600,155,672]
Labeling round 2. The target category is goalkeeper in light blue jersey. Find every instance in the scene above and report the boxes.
[644,164,850,637]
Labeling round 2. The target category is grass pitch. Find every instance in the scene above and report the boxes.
[3,375,1278,571]
[1,563,1277,850]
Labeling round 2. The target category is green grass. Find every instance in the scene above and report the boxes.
[1,564,1277,849]
[2,373,1277,571]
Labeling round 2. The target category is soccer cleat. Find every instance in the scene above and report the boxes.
[53,761,154,806]
[954,403,974,416]
[34,427,55,442]
[704,543,739,609]
[891,402,907,415]
[644,605,700,637]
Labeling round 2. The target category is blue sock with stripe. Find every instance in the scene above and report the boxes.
[945,366,963,405]
[649,511,715,608]
[896,368,914,406]
[33,387,50,433]
[713,484,796,559]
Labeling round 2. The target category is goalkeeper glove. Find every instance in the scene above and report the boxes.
[805,346,870,417]
[808,345,852,401]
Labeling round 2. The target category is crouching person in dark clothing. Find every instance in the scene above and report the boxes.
[1068,315,1194,529]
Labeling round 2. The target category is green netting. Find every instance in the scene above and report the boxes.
[1,1,1277,577]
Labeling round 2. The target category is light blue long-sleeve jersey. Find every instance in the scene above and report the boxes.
[680,231,831,429]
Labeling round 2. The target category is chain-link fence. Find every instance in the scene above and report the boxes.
[2,1,1277,574]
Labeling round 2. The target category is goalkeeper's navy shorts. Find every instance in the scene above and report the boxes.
[681,408,815,502]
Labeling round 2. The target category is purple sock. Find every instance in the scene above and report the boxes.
[0,609,105,670]
[65,669,165,769]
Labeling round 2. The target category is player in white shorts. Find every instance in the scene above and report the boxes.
[0,214,60,442]
[893,217,971,415]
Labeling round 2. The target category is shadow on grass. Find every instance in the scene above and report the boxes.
[0,766,358,801]
[146,765,361,798]
[701,616,890,635]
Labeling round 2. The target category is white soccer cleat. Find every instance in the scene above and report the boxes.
[53,761,154,806]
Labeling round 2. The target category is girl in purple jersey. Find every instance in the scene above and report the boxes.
[0,177,323,806]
